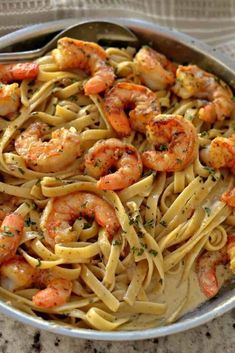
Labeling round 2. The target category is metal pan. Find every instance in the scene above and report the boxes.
[0,9,234,341]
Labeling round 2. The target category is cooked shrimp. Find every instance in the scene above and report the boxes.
[0,62,39,83]
[103,82,160,136]
[85,138,143,190]
[221,188,235,208]
[0,255,35,291]
[134,46,176,90]
[200,135,235,175]
[32,278,72,308]
[41,191,120,246]
[15,121,81,173]
[227,235,235,274]
[52,37,115,95]
[173,65,234,123]
[196,248,228,298]
[0,256,72,308]
[0,213,24,264]
[0,83,20,117]
[142,114,198,172]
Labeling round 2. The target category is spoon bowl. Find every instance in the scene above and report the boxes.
[0,21,139,63]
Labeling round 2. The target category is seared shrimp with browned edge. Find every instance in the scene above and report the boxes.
[134,46,176,90]
[0,256,72,308]
[41,191,120,247]
[15,121,81,173]
[103,82,160,136]
[85,138,143,190]
[173,65,235,123]
[52,37,115,95]
[0,213,24,264]
[0,62,39,117]
[200,135,235,175]
[142,114,198,172]
[0,63,39,83]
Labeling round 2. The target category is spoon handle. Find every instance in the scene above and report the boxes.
[0,48,44,63]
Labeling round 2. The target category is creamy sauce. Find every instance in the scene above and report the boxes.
[121,264,232,330]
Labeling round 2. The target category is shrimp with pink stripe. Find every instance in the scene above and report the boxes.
[142,114,198,172]
[52,37,115,95]
[85,138,143,190]
[134,46,176,90]
[103,82,160,136]
[173,65,235,123]
[41,191,120,247]
[200,135,235,175]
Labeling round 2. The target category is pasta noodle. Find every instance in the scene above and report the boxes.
[0,36,234,332]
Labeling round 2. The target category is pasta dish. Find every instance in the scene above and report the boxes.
[0,36,234,331]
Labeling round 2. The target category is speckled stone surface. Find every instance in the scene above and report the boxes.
[0,311,234,353]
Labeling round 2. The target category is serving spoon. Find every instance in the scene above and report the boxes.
[0,21,139,63]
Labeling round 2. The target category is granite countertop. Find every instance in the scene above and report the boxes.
[0,310,234,353]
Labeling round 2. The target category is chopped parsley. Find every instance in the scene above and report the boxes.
[69,95,77,102]
[200,131,208,137]
[140,242,147,249]
[81,201,88,208]
[159,220,167,227]
[203,166,215,175]
[129,215,140,226]
[35,179,41,186]
[159,144,168,151]
[24,217,36,227]
[144,219,155,228]
[149,249,158,256]
[187,114,194,121]
[2,226,14,237]
[204,207,211,216]
[18,167,25,175]
[143,170,154,178]
[112,240,122,246]
[94,159,102,167]
[36,258,42,267]
[203,166,217,181]
[137,230,145,238]
[132,245,145,256]
[83,222,91,229]
[176,158,183,164]
[55,177,63,182]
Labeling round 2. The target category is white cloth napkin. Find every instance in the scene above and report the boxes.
[0,0,235,58]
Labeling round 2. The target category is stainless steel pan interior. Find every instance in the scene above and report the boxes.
[0,9,234,340]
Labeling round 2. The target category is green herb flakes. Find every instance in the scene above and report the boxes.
[3,226,14,237]
[204,207,211,216]
[149,249,158,256]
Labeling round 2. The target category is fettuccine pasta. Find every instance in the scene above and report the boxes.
[0,37,234,331]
